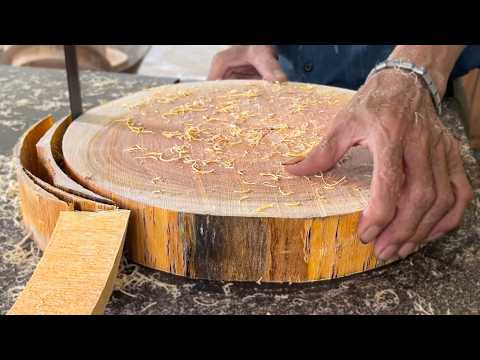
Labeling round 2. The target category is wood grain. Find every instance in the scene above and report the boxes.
[63,80,372,218]
[16,116,117,249]
[8,210,130,315]
[59,80,389,282]
[36,115,115,205]
[24,168,116,212]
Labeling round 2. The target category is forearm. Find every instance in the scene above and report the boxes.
[388,45,465,98]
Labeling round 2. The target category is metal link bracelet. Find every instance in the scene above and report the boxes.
[367,59,443,116]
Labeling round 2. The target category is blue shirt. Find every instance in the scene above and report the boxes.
[275,45,480,91]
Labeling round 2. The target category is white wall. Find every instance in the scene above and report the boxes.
[138,45,229,80]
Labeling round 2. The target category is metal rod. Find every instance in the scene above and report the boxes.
[64,45,83,119]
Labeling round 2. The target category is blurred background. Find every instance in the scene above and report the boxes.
[0,45,229,80]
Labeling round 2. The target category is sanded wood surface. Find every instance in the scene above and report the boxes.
[60,80,385,282]
[63,80,372,218]
[8,210,130,315]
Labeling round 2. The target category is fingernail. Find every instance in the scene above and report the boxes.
[360,225,381,244]
[281,156,305,166]
[426,233,445,243]
[377,245,399,261]
[398,243,417,258]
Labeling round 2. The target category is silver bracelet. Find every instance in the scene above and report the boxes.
[367,59,443,116]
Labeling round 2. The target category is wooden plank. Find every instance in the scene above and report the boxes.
[8,210,130,315]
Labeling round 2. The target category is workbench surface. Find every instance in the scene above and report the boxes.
[1,64,479,315]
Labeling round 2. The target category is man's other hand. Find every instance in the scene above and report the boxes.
[285,69,474,261]
[208,45,287,82]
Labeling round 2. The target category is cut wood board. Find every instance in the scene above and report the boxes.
[17,168,73,250]
[24,168,116,212]
[8,210,130,315]
[61,80,386,282]
[15,116,117,250]
[36,115,115,205]
[15,116,72,249]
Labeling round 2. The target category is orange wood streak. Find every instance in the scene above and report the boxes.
[307,216,340,280]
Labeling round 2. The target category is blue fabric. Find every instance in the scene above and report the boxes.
[275,45,480,91]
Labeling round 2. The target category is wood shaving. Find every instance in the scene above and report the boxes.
[255,204,274,213]
[233,189,252,194]
[286,202,302,207]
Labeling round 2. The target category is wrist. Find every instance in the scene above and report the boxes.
[363,69,437,114]
[388,45,465,98]
[387,56,448,97]
[367,61,442,116]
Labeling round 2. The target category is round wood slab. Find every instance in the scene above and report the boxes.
[63,80,383,282]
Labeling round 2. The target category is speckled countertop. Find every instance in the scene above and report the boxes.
[0,64,479,315]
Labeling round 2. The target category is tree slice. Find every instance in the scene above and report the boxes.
[62,80,384,282]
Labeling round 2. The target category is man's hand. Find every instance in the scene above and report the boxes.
[208,45,287,82]
[285,69,474,261]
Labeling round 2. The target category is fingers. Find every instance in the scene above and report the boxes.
[208,48,244,80]
[427,140,474,240]
[357,136,405,246]
[396,140,454,258]
[207,46,287,82]
[372,134,436,260]
[249,47,287,82]
[223,65,263,80]
[285,119,358,176]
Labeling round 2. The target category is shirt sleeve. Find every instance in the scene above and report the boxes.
[451,45,480,78]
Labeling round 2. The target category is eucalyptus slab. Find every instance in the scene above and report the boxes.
[8,210,130,315]
[36,115,115,205]
[62,80,390,282]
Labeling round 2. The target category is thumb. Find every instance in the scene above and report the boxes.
[250,50,287,82]
[284,127,356,176]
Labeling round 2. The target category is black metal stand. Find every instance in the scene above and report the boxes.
[64,45,83,119]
